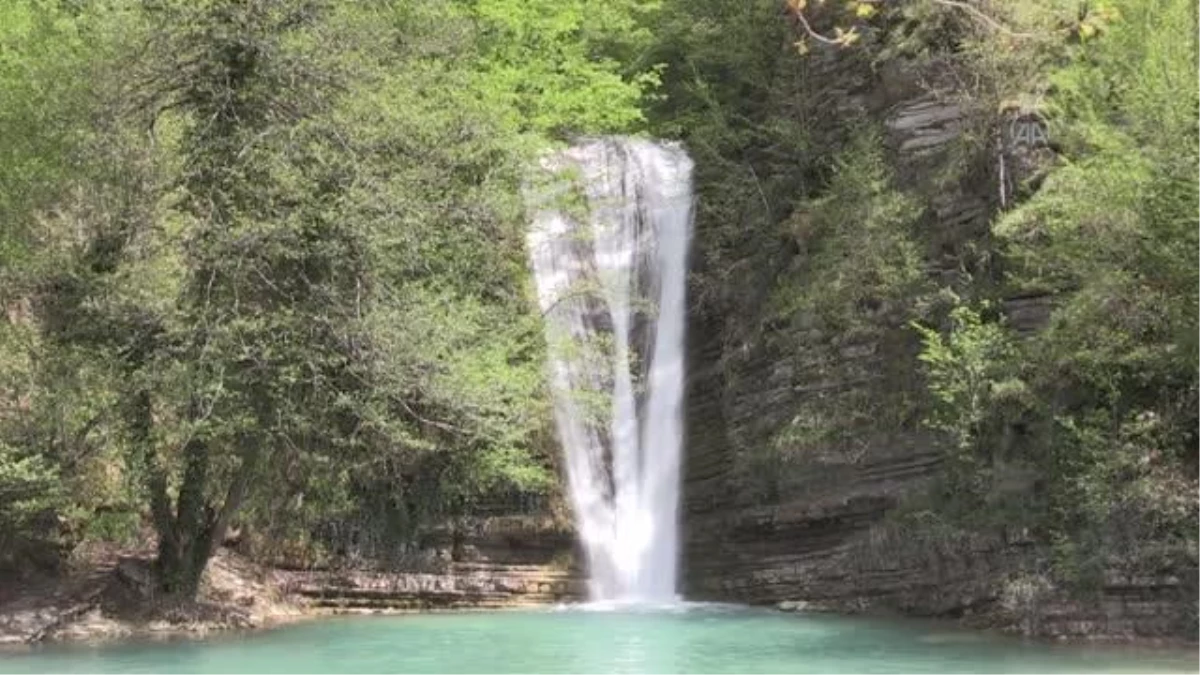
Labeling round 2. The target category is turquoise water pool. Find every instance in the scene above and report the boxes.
[1,604,1194,673]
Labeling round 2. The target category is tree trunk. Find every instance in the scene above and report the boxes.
[150,430,263,601]
[153,543,208,600]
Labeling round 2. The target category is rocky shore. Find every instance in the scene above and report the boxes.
[0,513,586,646]
[0,549,584,645]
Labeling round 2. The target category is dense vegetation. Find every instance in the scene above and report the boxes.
[649,0,1196,595]
[0,0,1195,608]
[938,0,1198,586]
[0,0,656,595]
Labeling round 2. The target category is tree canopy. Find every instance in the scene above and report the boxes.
[0,0,659,592]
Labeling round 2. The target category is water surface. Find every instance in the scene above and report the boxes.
[2,605,1195,673]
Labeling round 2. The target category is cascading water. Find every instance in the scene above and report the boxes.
[527,137,693,602]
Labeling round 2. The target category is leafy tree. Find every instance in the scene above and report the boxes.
[116,0,383,596]
[469,0,661,136]
[912,303,1022,455]
[0,0,151,568]
[0,0,100,270]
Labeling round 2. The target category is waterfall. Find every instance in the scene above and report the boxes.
[527,137,693,602]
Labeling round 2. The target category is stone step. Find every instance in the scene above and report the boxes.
[280,564,586,610]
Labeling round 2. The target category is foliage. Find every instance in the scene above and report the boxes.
[0,0,661,591]
[645,0,828,330]
[0,0,99,270]
[912,303,1023,454]
[912,0,1198,585]
[469,0,661,136]
[771,133,925,336]
[0,0,148,569]
[0,440,64,569]
[786,0,1120,57]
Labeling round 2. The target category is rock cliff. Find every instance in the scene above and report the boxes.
[677,35,1196,641]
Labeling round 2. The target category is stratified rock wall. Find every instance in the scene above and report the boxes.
[281,563,584,611]
[682,36,972,595]
[678,38,1196,641]
[280,515,584,611]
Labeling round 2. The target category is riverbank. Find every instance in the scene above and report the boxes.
[0,543,586,646]
[3,546,1193,651]
[0,546,306,646]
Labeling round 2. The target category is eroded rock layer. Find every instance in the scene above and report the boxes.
[677,39,1196,641]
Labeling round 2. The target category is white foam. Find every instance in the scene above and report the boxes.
[528,138,694,602]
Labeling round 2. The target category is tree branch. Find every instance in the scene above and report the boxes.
[791,6,846,46]
[931,0,1037,39]
[788,0,1037,49]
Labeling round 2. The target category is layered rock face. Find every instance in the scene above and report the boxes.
[682,85,991,603]
[280,516,584,611]
[281,564,583,611]
[677,46,1196,640]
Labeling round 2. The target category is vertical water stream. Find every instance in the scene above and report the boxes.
[528,137,693,601]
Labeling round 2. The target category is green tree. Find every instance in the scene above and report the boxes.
[118,0,384,596]
[0,0,153,569]
[469,0,661,136]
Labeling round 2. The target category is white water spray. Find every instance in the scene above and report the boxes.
[527,137,693,602]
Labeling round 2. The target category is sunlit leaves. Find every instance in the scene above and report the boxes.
[854,2,878,19]
[470,0,660,135]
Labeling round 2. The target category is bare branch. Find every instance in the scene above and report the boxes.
[791,7,846,46]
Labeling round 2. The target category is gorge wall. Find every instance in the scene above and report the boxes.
[673,8,1196,641]
[680,89,1023,627]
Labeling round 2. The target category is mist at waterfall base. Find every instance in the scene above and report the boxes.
[527,137,692,602]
